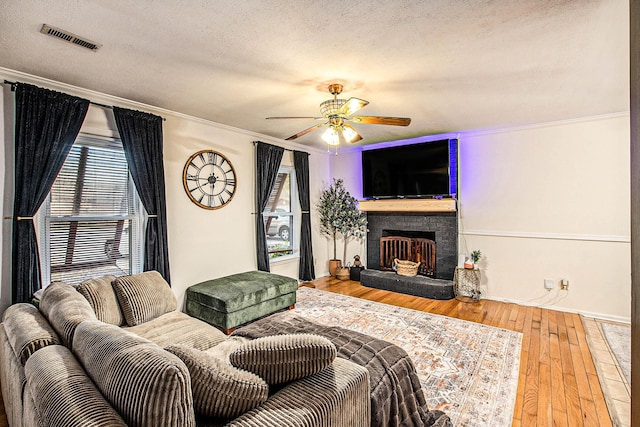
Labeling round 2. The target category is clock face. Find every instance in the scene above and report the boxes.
[182,150,237,209]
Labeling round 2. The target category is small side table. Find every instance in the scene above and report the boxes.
[454,267,481,302]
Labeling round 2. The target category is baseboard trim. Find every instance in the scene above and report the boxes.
[482,295,630,324]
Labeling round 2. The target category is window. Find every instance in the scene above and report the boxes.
[263,166,298,259]
[38,135,143,285]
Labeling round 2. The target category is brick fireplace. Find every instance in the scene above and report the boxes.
[366,211,458,280]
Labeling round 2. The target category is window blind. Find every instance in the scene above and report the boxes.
[43,139,142,285]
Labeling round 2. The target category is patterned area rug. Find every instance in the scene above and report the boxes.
[290,287,523,426]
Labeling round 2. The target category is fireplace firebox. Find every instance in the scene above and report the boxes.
[380,230,437,277]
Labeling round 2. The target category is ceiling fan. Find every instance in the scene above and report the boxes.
[266,83,411,145]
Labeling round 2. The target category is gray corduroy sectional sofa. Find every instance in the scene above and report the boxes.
[0,271,371,427]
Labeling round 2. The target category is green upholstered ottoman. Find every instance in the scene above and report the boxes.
[185,271,298,334]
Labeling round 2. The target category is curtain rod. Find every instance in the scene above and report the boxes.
[253,140,307,153]
[3,80,166,121]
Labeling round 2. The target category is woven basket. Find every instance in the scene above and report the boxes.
[394,258,420,277]
[336,267,351,280]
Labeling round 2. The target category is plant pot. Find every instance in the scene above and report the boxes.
[336,267,350,281]
[328,259,342,277]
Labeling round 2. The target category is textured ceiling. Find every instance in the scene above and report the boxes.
[0,0,630,148]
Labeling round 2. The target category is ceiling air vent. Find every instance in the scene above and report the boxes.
[40,24,102,51]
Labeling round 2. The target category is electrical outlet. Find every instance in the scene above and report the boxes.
[544,279,554,290]
[561,279,569,290]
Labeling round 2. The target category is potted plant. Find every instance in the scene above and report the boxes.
[470,250,482,269]
[317,178,368,277]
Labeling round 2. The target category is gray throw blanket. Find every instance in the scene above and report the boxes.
[233,313,452,427]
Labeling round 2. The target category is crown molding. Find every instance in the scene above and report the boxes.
[337,111,630,154]
[0,67,328,156]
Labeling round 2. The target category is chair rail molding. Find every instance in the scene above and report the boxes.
[460,229,630,243]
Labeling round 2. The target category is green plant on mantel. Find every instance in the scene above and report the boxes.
[317,178,368,262]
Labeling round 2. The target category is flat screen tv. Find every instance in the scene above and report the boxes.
[361,139,457,199]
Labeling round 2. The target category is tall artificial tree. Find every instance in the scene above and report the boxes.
[317,178,368,263]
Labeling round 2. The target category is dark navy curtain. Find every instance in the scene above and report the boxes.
[113,107,171,284]
[255,141,284,271]
[12,83,89,303]
[293,150,315,281]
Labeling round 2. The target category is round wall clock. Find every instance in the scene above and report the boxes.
[182,150,237,209]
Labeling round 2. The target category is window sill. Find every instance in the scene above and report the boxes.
[269,253,299,265]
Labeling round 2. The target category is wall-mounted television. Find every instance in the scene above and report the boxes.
[361,139,457,199]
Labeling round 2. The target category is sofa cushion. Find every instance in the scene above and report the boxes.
[112,271,177,326]
[166,344,268,419]
[205,336,249,361]
[39,281,97,348]
[25,345,127,427]
[229,358,371,427]
[76,275,125,326]
[125,311,227,350]
[2,303,60,365]
[73,321,195,427]
[229,334,337,385]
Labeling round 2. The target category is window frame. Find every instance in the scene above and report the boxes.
[37,134,145,286]
[262,165,300,263]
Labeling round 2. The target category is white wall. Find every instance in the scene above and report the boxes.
[330,150,368,266]
[0,69,332,313]
[331,114,631,320]
[458,114,630,320]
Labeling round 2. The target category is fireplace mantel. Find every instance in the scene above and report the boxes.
[358,198,456,213]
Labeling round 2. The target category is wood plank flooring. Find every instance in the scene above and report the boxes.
[311,276,613,426]
[0,276,612,426]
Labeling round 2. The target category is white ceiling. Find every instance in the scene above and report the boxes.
[0,1,630,148]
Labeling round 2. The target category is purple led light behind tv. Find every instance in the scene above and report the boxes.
[361,138,458,199]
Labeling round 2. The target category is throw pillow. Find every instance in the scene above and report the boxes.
[166,344,268,419]
[39,281,97,348]
[229,334,336,384]
[73,321,195,427]
[2,303,60,365]
[112,271,177,326]
[76,275,125,326]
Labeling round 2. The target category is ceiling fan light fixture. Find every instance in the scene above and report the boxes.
[341,125,358,143]
[269,83,411,145]
[320,99,346,117]
[321,126,341,146]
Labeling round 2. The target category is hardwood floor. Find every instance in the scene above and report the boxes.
[312,276,613,427]
[0,277,612,426]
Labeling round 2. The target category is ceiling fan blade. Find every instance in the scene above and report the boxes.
[339,97,369,117]
[285,122,327,140]
[350,116,412,126]
[343,123,363,143]
[266,116,324,120]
